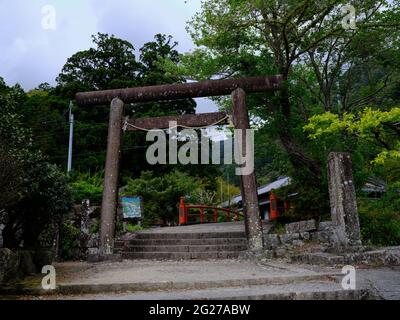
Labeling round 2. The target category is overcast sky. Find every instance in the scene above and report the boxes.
[0,0,218,113]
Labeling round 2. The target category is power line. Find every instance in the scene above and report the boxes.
[67,101,74,173]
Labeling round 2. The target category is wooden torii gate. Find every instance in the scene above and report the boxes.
[76,75,283,257]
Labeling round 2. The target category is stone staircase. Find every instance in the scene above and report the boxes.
[114,230,248,260]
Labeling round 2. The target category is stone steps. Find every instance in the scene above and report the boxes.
[4,272,371,300]
[116,237,247,246]
[121,251,243,260]
[130,231,246,239]
[119,244,247,253]
[115,230,247,260]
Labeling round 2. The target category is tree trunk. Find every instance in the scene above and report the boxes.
[278,86,322,180]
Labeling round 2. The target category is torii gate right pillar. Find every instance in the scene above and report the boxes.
[231,88,264,251]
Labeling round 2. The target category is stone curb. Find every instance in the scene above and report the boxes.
[217,289,371,300]
[0,273,342,296]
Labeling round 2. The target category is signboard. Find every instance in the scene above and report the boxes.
[120,196,143,219]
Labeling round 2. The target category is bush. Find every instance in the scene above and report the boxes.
[69,171,103,205]
[125,223,143,232]
[59,221,80,260]
[1,84,72,248]
[358,182,400,246]
[2,156,72,248]
[359,209,400,246]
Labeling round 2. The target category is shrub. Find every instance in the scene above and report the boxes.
[125,223,143,232]
[59,221,80,260]
[69,171,103,205]
[358,182,400,246]
[1,84,72,248]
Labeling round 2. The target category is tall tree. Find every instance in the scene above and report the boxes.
[0,80,72,248]
[57,33,141,94]
[54,33,196,174]
[181,0,399,181]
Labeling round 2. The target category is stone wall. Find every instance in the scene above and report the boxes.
[61,200,100,260]
[0,248,54,285]
[262,220,335,258]
[0,224,4,248]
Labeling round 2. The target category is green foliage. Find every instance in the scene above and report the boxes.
[57,33,140,93]
[0,82,72,248]
[1,1,399,250]
[52,33,196,173]
[69,171,104,204]
[214,176,241,205]
[358,181,400,246]
[304,107,400,165]
[59,221,80,260]
[271,222,286,235]
[89,218,101,235]
[123,170,208,225]
[181,0,400,220]
[125,223,143,232]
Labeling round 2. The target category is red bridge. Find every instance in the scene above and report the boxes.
[178,197,244,226]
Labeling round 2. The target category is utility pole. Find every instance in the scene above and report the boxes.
[67,101,74,173]
[227,172,230,208]
[221,178,223,204]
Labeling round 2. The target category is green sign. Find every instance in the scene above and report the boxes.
[121,196,143,219]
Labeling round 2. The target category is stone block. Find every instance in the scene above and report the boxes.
[285,222,299,234]
[279,233,300,244]
[293,240,305,247]
[343,248,400,266]
[274,248,287,258]
[264,234,280,249]
[292,252,345,266]
[87,234,99,248]
[318,221,333,231]
[0,248,20,284]
[17,250,36,276]
[311,231,333,243]
[300,232,310,240]
[88,248,99,255]
[299,220,317,232]
[285,220,316,234]
[328,152,361,246]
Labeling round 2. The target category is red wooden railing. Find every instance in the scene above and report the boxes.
[178,197,243,225]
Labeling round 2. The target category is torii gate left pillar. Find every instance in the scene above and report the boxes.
[99,98,124,256]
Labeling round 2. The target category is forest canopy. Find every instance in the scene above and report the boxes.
[1,0,400,247]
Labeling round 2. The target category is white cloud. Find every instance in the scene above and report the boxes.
[0,0,217,112]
